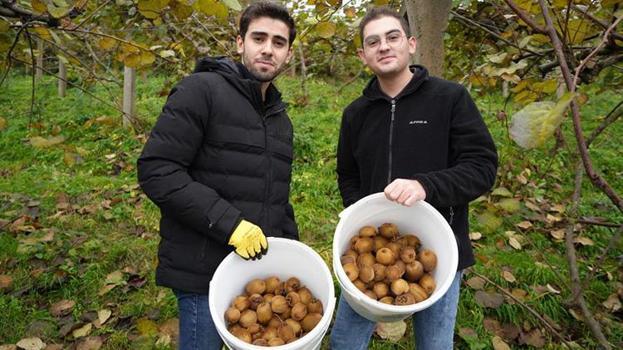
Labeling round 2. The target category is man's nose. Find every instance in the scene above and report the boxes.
[261,41,274,55]
[379,39,390,52]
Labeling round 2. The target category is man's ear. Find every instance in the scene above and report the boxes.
[285,46,293,64]
[357,48,367,65]
[408,36,417,55]
[236,35,244,55]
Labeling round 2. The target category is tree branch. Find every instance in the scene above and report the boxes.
[586,99,623,148]
[571,4,623,42]
[503,0,547,34]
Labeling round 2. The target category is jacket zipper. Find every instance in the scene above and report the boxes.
[449,206,454,225]
[387,99,396,184]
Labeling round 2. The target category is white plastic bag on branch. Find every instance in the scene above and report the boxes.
[509,92,575,149]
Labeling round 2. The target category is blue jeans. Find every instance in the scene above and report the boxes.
[329,271,463,350]
[173,290,223,350]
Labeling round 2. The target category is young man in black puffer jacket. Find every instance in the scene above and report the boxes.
[137,2,298,349]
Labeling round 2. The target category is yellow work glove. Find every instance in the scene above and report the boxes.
[228,220,268,260]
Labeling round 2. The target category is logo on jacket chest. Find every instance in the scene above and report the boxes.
[408,120,428,125]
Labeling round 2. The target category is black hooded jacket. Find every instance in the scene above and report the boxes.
[137,57,298,293]
[337,66,498,270]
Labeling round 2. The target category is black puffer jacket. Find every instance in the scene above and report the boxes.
[337,66,498,270]
[137,57,298,293]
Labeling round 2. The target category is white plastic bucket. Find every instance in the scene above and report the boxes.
[209,237,336,350]
[332,192,459,322]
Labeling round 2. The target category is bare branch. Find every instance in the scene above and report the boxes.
[503,0,547,34]
[571,4,623,42]
[586,99,623,148]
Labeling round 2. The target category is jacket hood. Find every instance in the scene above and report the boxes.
[193,56,284,115]
[363,65,429,101]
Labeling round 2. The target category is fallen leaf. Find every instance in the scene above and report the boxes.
[602,293,621,312]
[550,204,565,213]
[492,187,513,197]
[546,284,561,294]
[525,200,541,212]
[15,338,45,350]
[72,323,92,338]
[477,211,503,233]
[0,274,13,289]
[500,323,521,341]
[497,198,521,213]
[569,308,583,321]
[374,320,407,342]
[519,328,546,348]
[0,345,16,350]
[492,335,511,350]
[510,289,528,302]
[574,236,594,246]
[509,237,522,250]
[469,231,482,240]
[98,284,116,296]
[155,335,171,347]
[76,336,102,350]
[43,344,62,350]
[516,221,532,230]
[549,229,565,240]
[483,317,501,333]
[29,135,65,148]
[475,291,505,308]
[158,318,179,338]
[458,327,478,340]
[466,276,486,290]
[545,213,562,224]
[516,173,528,184]
[502,271,516,283]
[97,309,112,325]
[105,270,124,285]
[49,300,75,317]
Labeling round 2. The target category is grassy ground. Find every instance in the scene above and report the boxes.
[0,72,621,349]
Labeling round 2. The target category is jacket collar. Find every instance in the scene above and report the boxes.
[194,56,285,116]
[362,65,429,102]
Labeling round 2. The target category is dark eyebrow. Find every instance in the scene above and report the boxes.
[249,31,288,44]
[364,29,402,42]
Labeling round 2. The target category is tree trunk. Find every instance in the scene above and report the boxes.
[123,66,136,129]
[35,39,44,80]
[403,0,452,78]
[58,60,66,97]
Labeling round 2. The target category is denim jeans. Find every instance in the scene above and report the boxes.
[173,289,224,350]
[329,271,463,350]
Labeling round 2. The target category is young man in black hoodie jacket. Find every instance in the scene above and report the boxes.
[330,7,498,349]
[137,2,298,349]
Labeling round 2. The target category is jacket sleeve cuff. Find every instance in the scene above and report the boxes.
[412,174,436,207]
[205,198,242,244]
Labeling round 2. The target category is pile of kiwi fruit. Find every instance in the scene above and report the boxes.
[340,223,438,305]
[224,276,324,346]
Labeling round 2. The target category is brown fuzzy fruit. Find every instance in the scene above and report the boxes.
[285,318,302,336]
[374,236,389,251]
[285,277,301,292]
[354,237,374,254]
[256,302,273,325]
[307,298,323,314]
[379,223,399,239]
[286,292,301,307]
[372,263,387,282]
[385,264,404,282]
[349,235,360,247]
[391,279,410,296]
[375,247,396,266]
[264,276,280,294]
[245,279,266,295]
[419,273,436,295]
[405,261,425,282]
[419,249,438,272]
[400,246,417,264]
[246,323,262,335]
[278,324,296,342]
[280,307,292,319]
[301,313,322,332]
[353,279,367,292]
[359,225,377,237]
[225,307,240,324]
[394,293,416,305]
[249,293,263,310]
[291,302,307,321]
[271,295,289,314]
[364,290,377,300]
[408,283,428,302]
[274,282,287,296]
[253,338,268,346]
[298,287,312,305]
[343,249,358,259]
[268,316,282,329]
[262,326,278,341]
[263,293,274,304]
[356,252,376,267]
[233,295,250,312]
[341,254,356,265]
[358,265,375,283]
[373,282,389,299]
[343,263,359,282]
[239,309,258,328]
[385,242,402,257]
[233,328,252,343]
[405,235,421,248]
[268,338,285,346]
[379,296,394,304]
[394,260,406,273]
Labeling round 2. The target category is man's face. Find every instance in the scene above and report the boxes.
[358,16,416,78]
[237,17,293,82]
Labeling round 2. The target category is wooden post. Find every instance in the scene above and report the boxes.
[58,59,67,97]
[123,66,136,128]
[36,39,44,80]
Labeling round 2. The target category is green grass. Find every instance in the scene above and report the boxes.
[1,72,622,349]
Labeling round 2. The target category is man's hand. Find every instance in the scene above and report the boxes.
[228,220,268,260]
[384,179,426,206]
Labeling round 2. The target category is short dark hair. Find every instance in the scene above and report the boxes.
[359,6,410,44]
[239,1,296,47]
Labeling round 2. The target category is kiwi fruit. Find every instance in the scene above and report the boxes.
[263,293,274,304]
[364,290,377,300]
[285,277,301,292]
[285,318,302,336]
[298,287,312,305]
[343,262,359,281]
[340,254,356,265]
[408,283,428,302]
[233,328,252,343]
[280,307,292,319]
[343,249,358,259]
[291,302,307,321]
[358,265,375,283]
[379,296,394,304]
[395,293,416,305]
[274,282,287,296]
[385,242,402,257]
[419,249,438,272]
[286,291,301,306]
[225,307,241,324]
[268,338,285,346]
[268,315,282,329]
[356,252,376,267]
[400,246,417,263]
[353,279,367,292]
[385,264,404,282]
[394,260,406,273]
[374,236,389,251]
[262,326,278,341]
[249,293,263,310]
[307,298,323,314]
[372,263,387,282]
[239,309,258,328]
[271,295,289,314]
[373,282,389,299]
[278,324,296,342]
[405,235,421,249]
[359,225,377,237]
[419,273,436,295]
[256,302,273,325]
[349,235,360,247]
[264,276,281,294]
[253,338,269,346]
[301,313,322,332]
[391,278,410,296]
[354,237,374,254]
[405,260,424,282]
[375,247,396,266]
[246,279,266,295]
[246,323,262,335]
[379,223,399,239]
[233,295,250,312]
